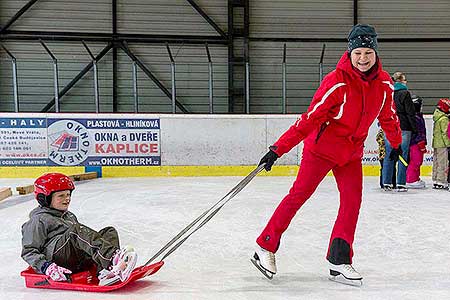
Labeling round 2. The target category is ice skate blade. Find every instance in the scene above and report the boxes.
[329,274,362,287]
[381,189,409,193]
[250,258,274,280]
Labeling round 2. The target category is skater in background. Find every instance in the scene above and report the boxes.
[448,117,450,185]
[405,95,427,189]
[382,72,416,191]
[252,24,402,285]
[431,98,450,189]
[376,126,396,189]
[21,173,138,286]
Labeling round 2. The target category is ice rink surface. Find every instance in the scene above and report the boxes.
[1,175,450,300]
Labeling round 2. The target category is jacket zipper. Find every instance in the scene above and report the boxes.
[315,121,329,143]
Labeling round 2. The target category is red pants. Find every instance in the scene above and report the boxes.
[256,149,363,264]
[406,144,424,183]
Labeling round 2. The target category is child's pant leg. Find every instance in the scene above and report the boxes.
[448,147,450,183]
[52,223,119,271]
[397,131,412,185]
[379,159,384,188]
[433,148,449,183]
[406,144,423,183]
[98,226,120,249]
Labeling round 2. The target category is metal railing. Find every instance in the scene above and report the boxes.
[40,40,60,112]
[1,44,19,112]
[205,43,214,114]
[81,41,100,113]
[0,41,329,114]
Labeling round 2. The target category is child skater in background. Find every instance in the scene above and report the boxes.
[376,126,397,189]
[431,98,450,189]
[406,95,427,189]
[21,173,138,286]
[448,117,450,185]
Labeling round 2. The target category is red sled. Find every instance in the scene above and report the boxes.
[20,261,164,292]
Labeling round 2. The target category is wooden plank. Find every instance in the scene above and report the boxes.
[0,187,12,201]
[69,172,98,182]
[15,173,97,195]
[16,185,34,195]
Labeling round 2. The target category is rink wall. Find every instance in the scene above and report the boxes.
[0,113,433,177]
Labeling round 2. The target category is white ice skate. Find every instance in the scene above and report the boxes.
[406,180,426,189]
[98,245,138,286]
[251,247,277,279]
[328,262,363,286]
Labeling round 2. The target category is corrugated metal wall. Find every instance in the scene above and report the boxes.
[380,42,450,113]
[358,0,450,112]
[250,0,353,38]
[359,0,450,38]
[1,0,112,32]
[249,41,450,114]
[118,0,227,35]
[1,0,450,114]
[249,42,345,113]
[0,0,228,113]
[249,0,450,113]
[0,41,113,112]
[116,44,228,113]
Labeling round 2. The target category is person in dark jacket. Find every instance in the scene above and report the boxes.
[21,173,137,286]
[251,24,402,286]
[406,95,427,188]
[382,71,417,191]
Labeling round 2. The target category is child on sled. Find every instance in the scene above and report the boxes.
[21,173,137,286]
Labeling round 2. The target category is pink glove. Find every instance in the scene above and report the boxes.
[45,262,72,281]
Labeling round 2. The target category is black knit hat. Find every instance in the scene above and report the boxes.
[348,24,378,52]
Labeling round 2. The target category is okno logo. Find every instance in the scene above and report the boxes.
[47,120,91,166]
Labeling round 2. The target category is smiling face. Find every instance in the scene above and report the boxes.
[350,47,376,72]
[50,190,71,211]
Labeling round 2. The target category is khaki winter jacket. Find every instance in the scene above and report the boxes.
[432,109,450,148]
[21,206,78,273]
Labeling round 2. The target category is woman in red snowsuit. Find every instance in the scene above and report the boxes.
[252,24,402,284]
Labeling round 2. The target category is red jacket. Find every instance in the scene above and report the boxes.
[273,52,402,166]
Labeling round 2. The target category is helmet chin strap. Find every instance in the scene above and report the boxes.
[37,193,51,207]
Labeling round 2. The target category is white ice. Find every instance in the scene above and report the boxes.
[1,175,450,300]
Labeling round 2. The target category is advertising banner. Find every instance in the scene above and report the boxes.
[0,116,160,167]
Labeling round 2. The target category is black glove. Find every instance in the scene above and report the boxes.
[389,147,402,162]
[259,148,279,171]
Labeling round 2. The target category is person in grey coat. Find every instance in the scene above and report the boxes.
[21,173,137,286]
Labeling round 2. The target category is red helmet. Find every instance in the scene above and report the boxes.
[34,173,75,207]
[437,98,450,114]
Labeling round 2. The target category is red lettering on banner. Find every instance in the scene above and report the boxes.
[150,144,158,153]
[95,143,158,154]
[116,144,125,152]
[106,144,116,153]
[126,144,135,153]
[96,144,105,153]
[139,144,148,153]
